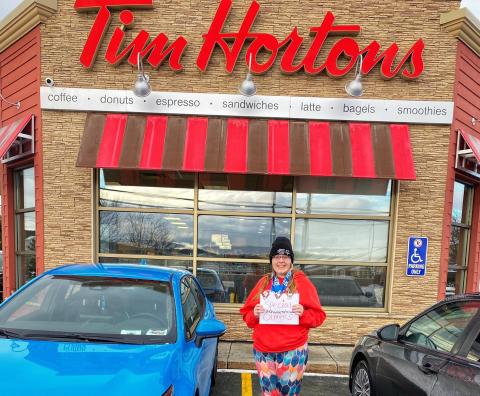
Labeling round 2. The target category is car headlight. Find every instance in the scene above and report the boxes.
[162,385,173,396]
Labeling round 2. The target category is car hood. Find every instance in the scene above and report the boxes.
[0,338,178,395]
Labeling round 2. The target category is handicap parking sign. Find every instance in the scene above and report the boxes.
[406,237,428,276]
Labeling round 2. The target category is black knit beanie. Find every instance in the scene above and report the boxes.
[269,236,294,264]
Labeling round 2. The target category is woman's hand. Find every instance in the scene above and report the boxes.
[253,304,265,318]
[292,304,304,316]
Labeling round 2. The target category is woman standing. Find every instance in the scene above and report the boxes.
[240,236,326,396]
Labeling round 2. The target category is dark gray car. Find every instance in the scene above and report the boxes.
[309,275,380,307]
[349,293,480,396]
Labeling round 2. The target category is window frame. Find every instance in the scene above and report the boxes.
[448,180,475,296]
[95,170,397,313]
[13,165,36,289]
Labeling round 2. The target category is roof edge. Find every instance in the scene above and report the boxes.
[0,0,57,53]
[440,7,480,57]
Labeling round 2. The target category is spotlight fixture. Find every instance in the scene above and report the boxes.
[472,116,479,126]
[345,55,364,97]
[0,91,20,109]
[239,54,257,96]
[133,53,151,97]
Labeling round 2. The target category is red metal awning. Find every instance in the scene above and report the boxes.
[459,129,480,161]
[456,130,480,178]
[0,114,34,160]
[76,114,416,180]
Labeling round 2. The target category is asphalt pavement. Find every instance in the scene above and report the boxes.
[212,370,350,396]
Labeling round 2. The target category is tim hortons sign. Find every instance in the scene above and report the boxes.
[74,0,425,79]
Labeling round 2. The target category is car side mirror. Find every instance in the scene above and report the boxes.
[364,291,373,298]
[195,318,226,347]
[377,323,400,341]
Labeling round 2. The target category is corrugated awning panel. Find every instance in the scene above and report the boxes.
[77,114,416,180]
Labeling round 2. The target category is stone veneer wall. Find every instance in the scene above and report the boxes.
[40,0,459,344]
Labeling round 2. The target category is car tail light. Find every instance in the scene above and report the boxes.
[162,385,173,396]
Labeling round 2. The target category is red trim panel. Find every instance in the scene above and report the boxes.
[390,124,416,180]
[139,116,167,169]
[96,114,128,168]
[309,122,332,176]
[349,123,375,178]
[183,117,208,171]
[268,120,290,174]
[224,118,248,173]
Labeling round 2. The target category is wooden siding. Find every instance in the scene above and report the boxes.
[0,26,43,297]
[440,41,480,298]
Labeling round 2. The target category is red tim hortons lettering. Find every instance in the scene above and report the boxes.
[196,0,424,78]
[105,10,187,69]
[74,0,187,70]
[75,0,425,79]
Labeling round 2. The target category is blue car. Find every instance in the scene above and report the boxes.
[0,264,226,395]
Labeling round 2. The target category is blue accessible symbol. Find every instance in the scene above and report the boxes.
[406,237,428,276]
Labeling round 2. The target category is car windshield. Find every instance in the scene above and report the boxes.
[0,275,176,344]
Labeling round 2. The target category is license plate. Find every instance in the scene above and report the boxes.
[58,343,87,353]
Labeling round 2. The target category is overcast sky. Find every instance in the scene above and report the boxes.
[461,0,480,16]
[0,1,22,20]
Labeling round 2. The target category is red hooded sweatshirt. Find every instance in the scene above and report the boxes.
[240,270,326,353]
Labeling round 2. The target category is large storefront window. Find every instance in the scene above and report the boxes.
[14,167,36,288]
[448,181,474,296]
[97,170,393,309]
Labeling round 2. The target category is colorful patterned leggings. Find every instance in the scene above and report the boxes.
[253,343,308,396]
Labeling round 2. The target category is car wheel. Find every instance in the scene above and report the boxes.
[352,360,375,396]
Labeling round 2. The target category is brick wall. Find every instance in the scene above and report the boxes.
[40,0,460,343]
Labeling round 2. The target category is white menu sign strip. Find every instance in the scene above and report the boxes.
[259,292,300,325]
[41,87,454,124]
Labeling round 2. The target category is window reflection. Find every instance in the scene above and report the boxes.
[448,181,473,296]
[198,215,291,258]
[16,212,36,253]
[295,219,388,262]
[197,262,270,303]
[199,173,292,213]
[296,177,391,215]
[99,212,193,256]
[96,169,394,309]
[451,181,471,224]
[17,255,36,286]
[15,167,35,209]
[99,170,194,209]
[15,166,36,289]
[299,265,386,307]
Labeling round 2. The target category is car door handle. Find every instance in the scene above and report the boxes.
[418,362,439,375]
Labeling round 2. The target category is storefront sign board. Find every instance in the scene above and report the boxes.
[406,236,428,277]
[41,87,453,124]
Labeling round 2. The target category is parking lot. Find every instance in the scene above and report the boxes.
[213,370,350,396]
